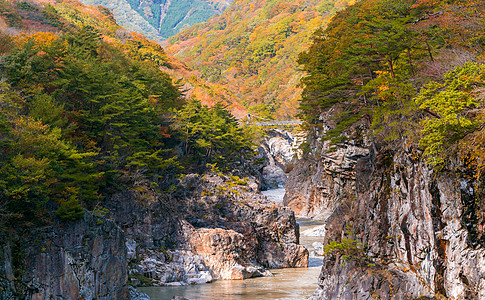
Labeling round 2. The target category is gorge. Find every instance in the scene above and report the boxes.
[2,0,485,299]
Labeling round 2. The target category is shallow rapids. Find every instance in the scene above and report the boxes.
[139,188,324,300]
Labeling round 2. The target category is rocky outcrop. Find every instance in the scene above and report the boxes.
[283,103,485,299]
[0,213,130,299]
[258,129,302,190]
[292,142,485,299]
[284,115,369,218]
[284,144,369,218]
[177,174,308,276]
[0,147,309,298]
[105,173,308,286]
[131,249,213,285]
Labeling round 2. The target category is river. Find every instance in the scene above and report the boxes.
[139,188,324,300]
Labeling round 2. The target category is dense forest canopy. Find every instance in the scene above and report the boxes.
[298,0,485,172]
[166,0,356,120]
[0,0,253,227]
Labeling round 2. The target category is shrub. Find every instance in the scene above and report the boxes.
[56,198,85,221]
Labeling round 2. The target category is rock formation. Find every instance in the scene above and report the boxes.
[106,173,308,287]
[287,118,485,299]
[258,129,302,190]
[284,109,369,219]
[0,213,130,299]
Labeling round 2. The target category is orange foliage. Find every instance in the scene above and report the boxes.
[16,31,59,48]
[166,0,354,119]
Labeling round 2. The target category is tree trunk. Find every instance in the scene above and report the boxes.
[389,57,395,79]
[425,40,434,62]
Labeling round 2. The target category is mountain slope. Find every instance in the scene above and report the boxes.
[79,0,232,40]
[0,0,251,228]
[165,0,355,119]
[74,0,241,112]
[79,0,165,41]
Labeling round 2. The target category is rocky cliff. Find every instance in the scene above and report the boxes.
[287,126,485,299]
[284,109,369,219]
[0,213,130,299]
[0,133,308,299]
[110,173,308,286]
[258,129,302,190]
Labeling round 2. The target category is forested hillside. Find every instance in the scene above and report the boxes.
[299,0,485,170]
[79,0,232,40]
[77,0,246,115]
[291,1,485,298]
[0,0,252,228]
[166,0,355,119]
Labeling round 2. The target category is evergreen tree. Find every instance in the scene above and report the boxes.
[298,0,428,144]
[171,99,252,170]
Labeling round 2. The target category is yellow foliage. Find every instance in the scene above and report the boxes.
[16,31,59,48]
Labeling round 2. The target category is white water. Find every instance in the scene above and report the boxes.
[139,188,324,300]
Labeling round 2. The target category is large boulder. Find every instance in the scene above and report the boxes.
[177,174,309,279]
[131,249,213,286]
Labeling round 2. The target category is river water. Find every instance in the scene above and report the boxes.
[139,188,324,300]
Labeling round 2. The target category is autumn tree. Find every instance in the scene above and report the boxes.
[416,62,485,166]
[298,0,430,144]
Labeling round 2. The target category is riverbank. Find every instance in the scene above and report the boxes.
[139,188,324,300]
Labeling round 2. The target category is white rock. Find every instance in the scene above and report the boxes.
[312,242,324,256]
[303,225,326,237]
[126,239,137,260]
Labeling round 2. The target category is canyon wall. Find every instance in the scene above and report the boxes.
[0,213,130,299]
[287,128,485,299]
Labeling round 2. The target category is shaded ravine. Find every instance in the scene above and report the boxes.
[139,188,324,300]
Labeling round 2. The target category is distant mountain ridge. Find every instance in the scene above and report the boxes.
[79,0,232,40]
[165,0,355,119]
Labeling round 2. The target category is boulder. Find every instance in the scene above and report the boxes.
[129,286,151,300]
[130,249,213,286]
